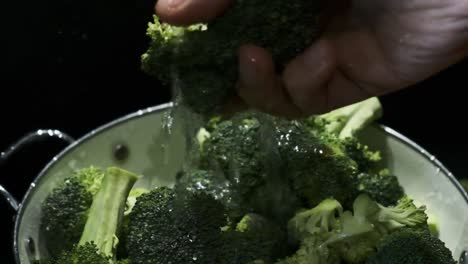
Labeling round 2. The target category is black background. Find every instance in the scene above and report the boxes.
[2,0,467,262]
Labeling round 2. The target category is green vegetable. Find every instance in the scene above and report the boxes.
[141,0,326,114]
[42,167,139,264]
[366,229,456,264]
[195,111,301,223]
[220,213,290,263]
[356,170,405,206]
[284,194,429,264]
[126,186,227,264]
[40,166,105,257]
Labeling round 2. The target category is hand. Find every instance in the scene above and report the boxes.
[155,0,468,116]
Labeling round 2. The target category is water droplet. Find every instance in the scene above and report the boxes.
[30,183,36,188]
[192,256,198,261]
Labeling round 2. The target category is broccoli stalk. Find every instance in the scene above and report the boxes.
[318,97,383,139]
[40,166,105,257]
[45,167,139,264]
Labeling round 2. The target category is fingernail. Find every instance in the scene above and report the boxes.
[167,0,185,8]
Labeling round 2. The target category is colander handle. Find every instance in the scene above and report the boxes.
[0,129,75,211]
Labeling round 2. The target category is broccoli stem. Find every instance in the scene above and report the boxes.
[78,167,139,260]
[321,97,383,139]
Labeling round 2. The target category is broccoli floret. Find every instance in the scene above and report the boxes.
[223,213,290,263]
[117,188,150,260]
[142,0,325,114]
[198,112,269,193]
[287,198,343,242]
[284,194,429,264]
[356,170,405,206]
[366,229,456,264]
[196,111,301,223]
[342,137,382,173]
[370,195,428,234]
[275,236,340,264]
[40,166,105,257]
[43,167,139,264]
[275,118,359,209]
[126,186,228,264]
[175,169,245,222]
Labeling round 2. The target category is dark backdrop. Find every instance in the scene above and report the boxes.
[2,0,467,262]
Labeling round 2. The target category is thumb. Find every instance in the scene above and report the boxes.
[155,0,232,26]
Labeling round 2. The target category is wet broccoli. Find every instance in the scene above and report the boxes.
[284,194,428,264]
[195,111,301,223]
[42,167,139,264]
[175,169,245,222]
[366,229,457,264]
[141,0,326,114]
[274,118,360,209]
[356,170,405,206]
[222,213,290,263]
[126,186,228,264]
[40,166,105,257]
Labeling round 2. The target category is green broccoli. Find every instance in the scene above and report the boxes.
[342,137,382,173]
[275,236,341,264]
[274,117,360,209]
[117,188,150,260]
[141,0,326,114]
[314,97,383,139]
[219,213,291,263]
[42,167,139,264]
[126,186,228,264]
[283,194,429,264]
[356,170,405,206]
[366,229,456,264]
[40,166,105,257]
[287,198,343,242]
[175,169,245,222]
[195,111,301,223]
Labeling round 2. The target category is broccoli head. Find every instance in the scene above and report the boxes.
[42,167,139,264]
[283,194,430,264]
[342,137,382,173]
[40,166,105,257]
[141,0,326,114]
[274,118,359,208]
[222,213,290,263]
[126,186,228,264]
[275,236,341,264]
[196,111,301,223]
[366,229,456,264]
[356,170,405,206]
[175,168,245,222]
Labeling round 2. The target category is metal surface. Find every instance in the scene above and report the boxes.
[379,125,468,203]
[0,129,75,211]
[12,103,172,263]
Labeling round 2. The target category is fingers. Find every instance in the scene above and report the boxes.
[282,39,337,115]
[237,45,303,118]
[237,40,373,117]
[155,0,232,26]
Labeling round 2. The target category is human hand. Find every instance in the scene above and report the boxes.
[155,0,468,116]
